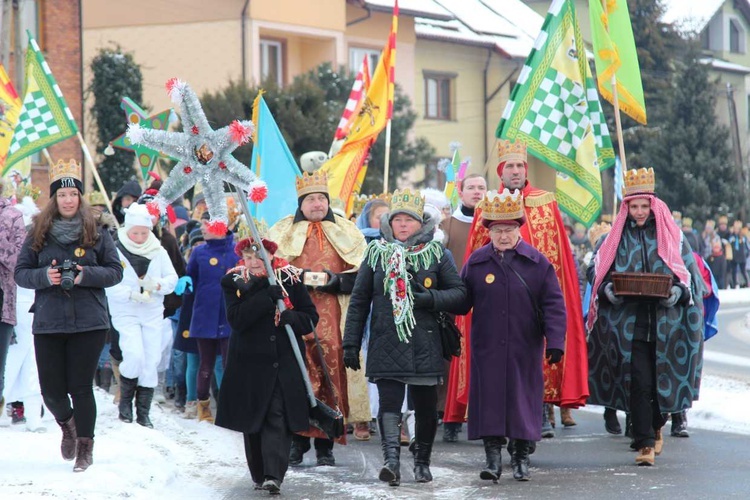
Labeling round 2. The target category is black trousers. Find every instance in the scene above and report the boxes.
[376,379,437,418]
[34,330,107,438]
[244,383,292,484]
[630,340,667,449]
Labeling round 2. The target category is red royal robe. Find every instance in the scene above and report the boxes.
[444,183,589,423]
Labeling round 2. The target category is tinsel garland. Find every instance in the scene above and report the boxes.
[364,239,444,343]
[127,78,268,235]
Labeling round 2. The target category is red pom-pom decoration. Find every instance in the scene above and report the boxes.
[191,125,199,135]
[219,161,227,170]
[248,181,268,203]
[146,201,161,218]
[183,166,193,174]
[229,120,252,145]
[205,220,228,236]
[165,78,185,102]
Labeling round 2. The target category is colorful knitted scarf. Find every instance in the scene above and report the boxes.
[364,239,443,343]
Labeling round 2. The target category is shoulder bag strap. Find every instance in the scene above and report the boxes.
[506,263,544,331]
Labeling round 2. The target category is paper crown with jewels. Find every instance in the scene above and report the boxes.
[49,159,83,195]
[623,167,655,197]
[481,189,525,226]
[84,191,108,207]
[296,171,329,198]
[497,139,527,164]
[389,189,424,221]
[588,221,612,247]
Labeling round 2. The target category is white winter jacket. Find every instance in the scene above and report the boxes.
[106,247,178,318]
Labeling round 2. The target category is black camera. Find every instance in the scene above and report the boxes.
[54,260,79,291]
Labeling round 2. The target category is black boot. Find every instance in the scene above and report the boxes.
[315,440,335,466]
[671,411,689,437]
[413,412,437,483]
[512,439,531,481]
[289,435,310,466]
[604,408,622,434]
[480,437,503,481]
[135,386,155,428]
[378,412,402,486]
[443,422,460,442]
[118,376,138,423]
[56,415,77,461]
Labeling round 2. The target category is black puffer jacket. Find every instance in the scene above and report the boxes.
[15,226,123,334]
[343,213,466,379]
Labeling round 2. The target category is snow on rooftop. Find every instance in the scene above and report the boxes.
[661,0,725,33]
[434,0,522,38]
[480,0,545,41]
[701,57,750,74]
[364,0,453,20]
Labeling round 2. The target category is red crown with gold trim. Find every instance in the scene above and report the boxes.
[497,139,527,164]
[296,171,329,197]
[623,167,655,197]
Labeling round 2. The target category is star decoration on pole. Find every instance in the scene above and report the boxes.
[127,78,267,234]
[108,97,173,180]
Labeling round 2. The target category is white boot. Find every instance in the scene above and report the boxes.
[24,395,46,433]
[182,400,197,419]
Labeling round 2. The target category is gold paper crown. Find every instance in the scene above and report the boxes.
[588,222,612,247]
[682,217,693,228]
[389,189,424,219]
[481,189,524,222]
[84,191,107,207]
[49,159,82,184]
[296,171,329,198]
[497,139,527,164]
[352,194,369,215]
[623,167,655,197]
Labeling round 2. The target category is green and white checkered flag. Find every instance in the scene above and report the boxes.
[497,0,614,226]
[3,31,78,171]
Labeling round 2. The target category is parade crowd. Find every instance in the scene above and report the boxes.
[0,139,716,495]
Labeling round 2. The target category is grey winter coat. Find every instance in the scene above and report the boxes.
[343,213,467,379]
[14,226,123,334]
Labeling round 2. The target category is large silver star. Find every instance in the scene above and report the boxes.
[127,78,265,234]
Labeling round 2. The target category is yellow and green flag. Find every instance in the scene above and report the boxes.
[589,0,647,124]
[497,0,615,226]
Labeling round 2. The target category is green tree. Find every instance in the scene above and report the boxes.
[87,46,143,194]
[200,63,434,194]
[648,45,739,220]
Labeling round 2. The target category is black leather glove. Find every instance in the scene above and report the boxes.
[268,284,285,302]
[279,309,295,326]
[546,348,563,364]
[343,347,361,371]
[411,282,434,310]
[316,269,341,294]
[236,275,267,294]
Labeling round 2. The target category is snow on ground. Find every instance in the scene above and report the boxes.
[716,287,750,306]
[0,388,245,499]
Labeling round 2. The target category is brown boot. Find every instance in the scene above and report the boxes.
[560,408,577,427]
[57,415,77,461]
[654,429,664,456]
[635,446,655,466]
[197,399,214,423]
[73,438,94,472]
[111,357,121,405]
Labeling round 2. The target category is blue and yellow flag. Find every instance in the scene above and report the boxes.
[250,93,301,226]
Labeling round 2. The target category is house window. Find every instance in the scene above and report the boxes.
[349,47,380,77]
[729,19,745,54]
[424,72,454,120]
[260,39,283,86]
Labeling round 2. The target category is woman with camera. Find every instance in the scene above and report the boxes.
[343,189,466,486]
[14,160,123,472]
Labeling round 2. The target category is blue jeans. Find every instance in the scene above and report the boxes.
[185,353,223,402]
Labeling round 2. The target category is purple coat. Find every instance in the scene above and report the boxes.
[459,241,566,441]
[0,198,25,325]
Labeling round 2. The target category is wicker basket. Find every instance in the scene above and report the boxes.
[611,272,672,299]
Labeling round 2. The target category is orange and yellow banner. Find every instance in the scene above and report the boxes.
[0,64,22,168]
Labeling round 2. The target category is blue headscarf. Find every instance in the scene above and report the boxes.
[355,199,388,242]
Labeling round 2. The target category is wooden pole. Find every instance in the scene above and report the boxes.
[382,119,392,193]
[76,131,115,216]
[602,0,627,220]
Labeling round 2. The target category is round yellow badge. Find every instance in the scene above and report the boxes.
[424,277,433,288]
[121,261,127,269]
[209,257,219,266]
[182,330,190,339]
[74,248,86,258]
[236,289,242,297]
[485,273,495,284]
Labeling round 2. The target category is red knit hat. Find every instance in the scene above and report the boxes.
[234,237,278,257]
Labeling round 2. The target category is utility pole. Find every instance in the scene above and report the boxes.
[726,83,747,221]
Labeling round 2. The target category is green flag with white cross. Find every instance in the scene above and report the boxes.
[3,31,78,173]
[496,0,614,227]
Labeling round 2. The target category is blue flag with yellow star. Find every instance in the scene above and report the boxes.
[250,93,301,226]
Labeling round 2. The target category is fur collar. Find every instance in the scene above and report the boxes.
[379,212,439,247]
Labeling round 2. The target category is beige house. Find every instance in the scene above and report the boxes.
[81,0,549,192]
